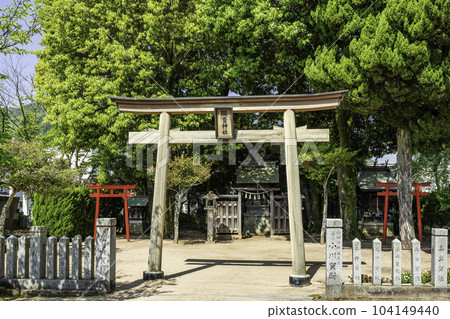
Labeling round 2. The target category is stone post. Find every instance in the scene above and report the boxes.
[284,109,310,287]
[372,238,382,285]
[18,235,30,278]
[96,218,116,292]
[6,235,18,278]
[59,236,70,279]
[206,208,215,242]
[146,112,170,280]
[326,219,342,286]
[46,236,57,279]
[0,235,5,278]
[411,239,421,286]
[84,236,95,280]
[352,238,361,285]
[431,228,448,288]
[72,236,82,280]
[30,226,46,279]
[392,238,401,286]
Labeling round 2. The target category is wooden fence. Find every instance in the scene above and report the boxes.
[216,195,241,236]
[270,195,289,235]
[215,193,289,237]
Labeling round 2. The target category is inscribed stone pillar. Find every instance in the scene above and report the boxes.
[46,236,57,279]
[206,208,215,242]
[0,235,5,278]
[352,238,361,285]
[18,235,30,278]
[326,219,342,286]
[84,236,95,280]
[72,236,82,280]
[59,236,70,279]
[145,112,170,280]
[6,235,18,278]
[431,228,448,288]
[284,109,309,287]
[372,239,382,285]
[392,239,401,286]
[411,238,421,286]
[96,218,116,291]
[30,226,46,279]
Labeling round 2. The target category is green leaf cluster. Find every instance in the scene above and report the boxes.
[0,0,41,55]
[166,154,212,191]
[0,139,77,195]
[32,186,95,237]
[306,0,449,154]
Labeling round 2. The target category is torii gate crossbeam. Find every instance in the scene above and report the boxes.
[112,90,347,287]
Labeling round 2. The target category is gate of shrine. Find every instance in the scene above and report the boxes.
[112,91,347,287]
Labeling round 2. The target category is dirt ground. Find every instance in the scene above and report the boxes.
[8,230,447,301]
[52,230,442,301]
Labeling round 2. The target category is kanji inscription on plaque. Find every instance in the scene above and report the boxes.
[215,107,233,139]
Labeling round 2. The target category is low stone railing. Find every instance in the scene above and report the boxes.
[326,218,449,298]
[0,218,116,294]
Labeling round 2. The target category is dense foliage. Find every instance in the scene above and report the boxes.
[32,186,95,237]
[20,0,449,239]
[0,140,76,233]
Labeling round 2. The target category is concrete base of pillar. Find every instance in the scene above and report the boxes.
[289,274,311,287]
[143,271,164,280]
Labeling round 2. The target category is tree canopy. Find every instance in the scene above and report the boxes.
[305,0,449,247]
[30,0,450,244]
[0,0,40,56]
[0,139,77,234]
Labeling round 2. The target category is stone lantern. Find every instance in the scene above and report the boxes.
[203,191,219,242]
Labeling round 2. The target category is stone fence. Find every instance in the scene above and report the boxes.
[0,218,116,294]
[326,218,449,299]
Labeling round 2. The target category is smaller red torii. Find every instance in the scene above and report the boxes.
[375,182,430,244]
[87,184,137,242]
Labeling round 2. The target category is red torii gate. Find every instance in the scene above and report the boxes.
[87,184,137,242]
[375,182,430,244]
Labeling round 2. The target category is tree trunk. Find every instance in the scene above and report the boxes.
[300,177,312,231]
[338,165,358,239]
[397,127,415,249]
[311,180,321,232]
[174,189,188,244]
[320,183,328,245]
[336,108,357,239]
[0,189,18,235]
[164,190,174,238]
[337,164,347,233]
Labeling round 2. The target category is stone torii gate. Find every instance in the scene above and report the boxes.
[112,91,347,287]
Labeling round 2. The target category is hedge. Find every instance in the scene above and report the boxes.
[32,186,95,237]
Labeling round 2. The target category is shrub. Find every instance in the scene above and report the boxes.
[32,186,95,237]
[349,269,450,284]
[422,186,450,230]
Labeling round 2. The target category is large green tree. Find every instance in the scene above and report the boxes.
[306,0,449,248]
[34,0,231,191]
[34,0,319,194]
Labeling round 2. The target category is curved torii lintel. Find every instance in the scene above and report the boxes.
[111,90,348,114]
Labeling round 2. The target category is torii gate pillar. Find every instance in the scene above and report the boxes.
[144,112,170,280]
[284,109,310,286]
